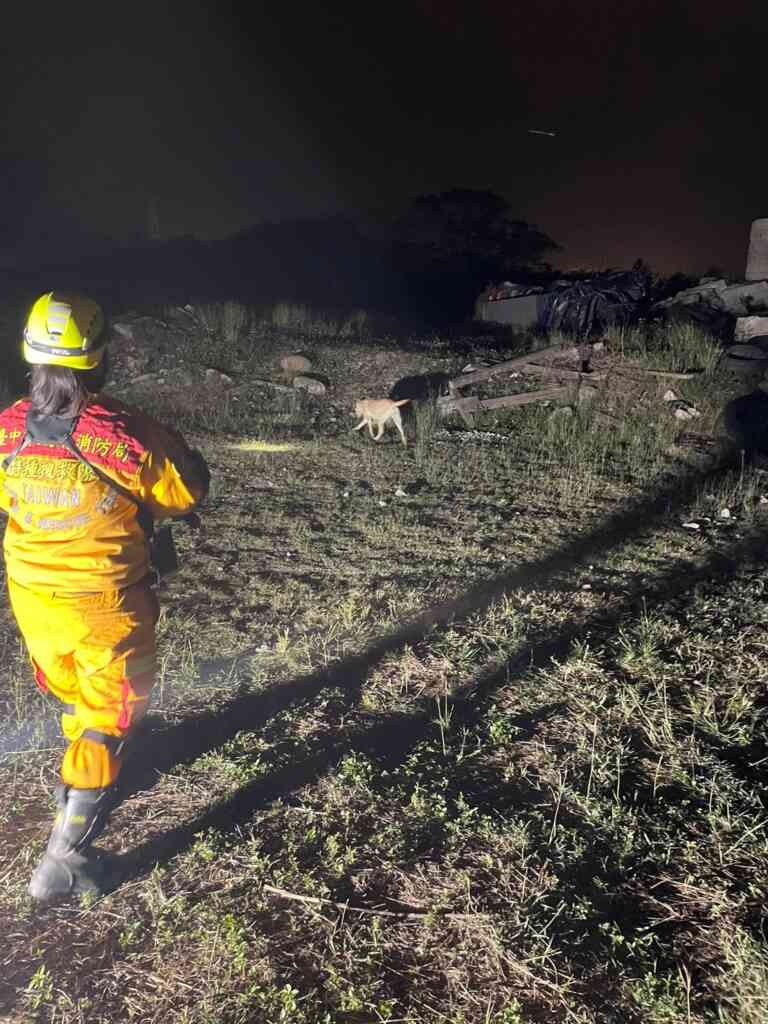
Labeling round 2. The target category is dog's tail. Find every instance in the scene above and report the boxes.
[394,399,411,407]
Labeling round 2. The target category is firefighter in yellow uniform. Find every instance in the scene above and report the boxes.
[0,292,209,902]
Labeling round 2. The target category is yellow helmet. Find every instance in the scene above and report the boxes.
[23,292,105,370]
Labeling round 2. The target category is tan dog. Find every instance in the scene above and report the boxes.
[352,398,410,446]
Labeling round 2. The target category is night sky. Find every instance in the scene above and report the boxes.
[2,0,766,276]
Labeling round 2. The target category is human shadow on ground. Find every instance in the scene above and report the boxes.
[101,520,768,1021]
[114,455,768,881]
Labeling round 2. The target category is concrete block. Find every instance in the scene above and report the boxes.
[474,293,546,328]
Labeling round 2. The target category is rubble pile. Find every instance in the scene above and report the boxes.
[476,217,768,346]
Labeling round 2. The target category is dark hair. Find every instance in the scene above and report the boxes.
[29,355,108,417]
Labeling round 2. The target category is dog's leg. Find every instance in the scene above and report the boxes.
[374,422,385,440]
[352,419,366,432]
[392,410,407,446]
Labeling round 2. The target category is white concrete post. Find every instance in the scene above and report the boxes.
[746,218,768,281]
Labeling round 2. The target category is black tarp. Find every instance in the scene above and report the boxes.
[539,270,647,336]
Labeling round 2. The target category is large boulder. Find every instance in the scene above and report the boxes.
[653,279,731,332]
[719,281,768,316]
[654,277,768,335]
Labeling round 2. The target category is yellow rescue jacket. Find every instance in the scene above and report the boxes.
[0,395,208,593]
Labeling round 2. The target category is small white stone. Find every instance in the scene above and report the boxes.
[719,508,732,519]
[682,521,701,530]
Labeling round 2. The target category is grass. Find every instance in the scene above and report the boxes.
[1,310,768,1022]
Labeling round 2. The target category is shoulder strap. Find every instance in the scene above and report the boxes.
[1,435,31,473]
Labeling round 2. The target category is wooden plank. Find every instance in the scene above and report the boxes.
[437,386,567,415]
[449,341,604,390]
[449,343,572,389]
[630,368,698,380]
[522,363,606,382]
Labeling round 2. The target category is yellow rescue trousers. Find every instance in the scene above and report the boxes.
[8,577,159,789]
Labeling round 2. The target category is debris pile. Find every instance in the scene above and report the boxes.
[655,277,768,337]
[476,270,647,333]
[539,270,647,336]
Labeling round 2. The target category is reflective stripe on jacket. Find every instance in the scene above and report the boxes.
[0,395,207,593]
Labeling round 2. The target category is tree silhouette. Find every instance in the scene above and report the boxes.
[386,189,558,321]
[393,188,558,279]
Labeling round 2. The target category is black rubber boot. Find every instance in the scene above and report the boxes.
[28,785,118,903]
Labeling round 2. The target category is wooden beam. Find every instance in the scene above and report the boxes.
[629,368,699,380]
[438,386,568,416]
[449,344,567,389]
[449,341,601,390]
[522,363,606,382]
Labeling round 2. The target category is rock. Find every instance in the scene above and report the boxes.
[656,279,729,311]
[651,276,768,330]
[112,322,134,342]
[720,281,768,316]
[673,402,701,420]
[682,521,701,530]
[293,375,326,396]
[734,316,768,342]
[663,389,679,402]
[205,368,234,388]
[654,279,733,333]
[719,508,731,519]
[394,487,407,497]
[280,354,312,380]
